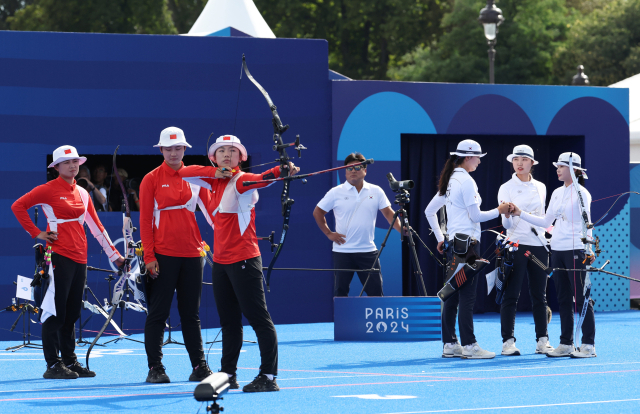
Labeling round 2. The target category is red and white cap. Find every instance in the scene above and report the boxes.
[48,145,87,168]
[450,139,487,157]
[208,135,248,162]
[153,126,192,148]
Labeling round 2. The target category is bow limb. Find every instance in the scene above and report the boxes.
[568,154,595,344]
[592,191,640,226]
[238,55,305,291]
[242,54,288,135]
[86,146,134,369]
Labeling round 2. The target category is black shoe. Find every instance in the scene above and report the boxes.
[43,362,79,379]
[242,374,279,393]
[146,365,170,383]
[66,361,96,378]
[228,374,239,389]
[189,362,213,382]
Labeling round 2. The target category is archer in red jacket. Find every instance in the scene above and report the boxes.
[12,145,124,380]
[180,134,299,393]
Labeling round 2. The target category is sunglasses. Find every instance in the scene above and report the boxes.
[346,165,365,172]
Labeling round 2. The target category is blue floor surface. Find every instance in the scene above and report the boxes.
[0,311,639,413]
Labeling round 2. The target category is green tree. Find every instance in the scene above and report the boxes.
[166,0,206,34]
[1,0,34,30]
[554,0,640,85]
[254,0,449,80]
[389,0,574,85]
[7,0,177,34]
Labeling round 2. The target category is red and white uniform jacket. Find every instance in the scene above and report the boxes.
[139,162,212,265]
[12,176,121,264]
[179,165,281,264]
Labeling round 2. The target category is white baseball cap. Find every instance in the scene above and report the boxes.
[208,135,248,162]
[450,139,487,157]
[506,144,538,165]
[553,152,588,178]
[153,126,192,148]
[48,145,87,168]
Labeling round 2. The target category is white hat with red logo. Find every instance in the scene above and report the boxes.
[48,145,87,168]
[208,135,248,162]
[450,139,487,158]
[153,126,192,148]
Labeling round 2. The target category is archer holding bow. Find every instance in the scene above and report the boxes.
[179,134,300,393]
[11,145,124,379]
[510,152,597,358]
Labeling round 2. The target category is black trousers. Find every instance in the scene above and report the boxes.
[212,256,278,376]
[441,245,480,346]
[42,254,86,367]
[500,245,550,342]
[144,253,205,369]
[333,251,383,296]
[551,249,595,345]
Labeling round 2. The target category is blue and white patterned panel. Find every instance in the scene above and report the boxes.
[591,200,630,311]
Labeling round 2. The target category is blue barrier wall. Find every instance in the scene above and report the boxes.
[0,31,332,340]
[0,30,631,341]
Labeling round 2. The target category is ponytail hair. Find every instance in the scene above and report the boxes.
[575,169,586,186]
[438,155,465,196]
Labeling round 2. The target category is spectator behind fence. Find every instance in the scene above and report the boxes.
[76,166,108,211]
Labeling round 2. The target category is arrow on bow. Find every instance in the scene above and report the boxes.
[86,146,137,369]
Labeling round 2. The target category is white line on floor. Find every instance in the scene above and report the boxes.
[0,383,192,394]
[380,398,640,413]
[404,361,640,375]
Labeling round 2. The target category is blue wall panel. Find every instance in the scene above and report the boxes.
[0,31,331,340]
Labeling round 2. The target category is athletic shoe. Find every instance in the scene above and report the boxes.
[146,365,170,383]
[546,343,574,358]
[535,336,555,354]
[189,362,213,382]
[66,361,96,378]
[228,374,239,389]
[43,362,79,379]
[442,342,463,358]
[570,344,596,358]
[462,343,495,359]
[501,338,520,356]
[242,374,280,392]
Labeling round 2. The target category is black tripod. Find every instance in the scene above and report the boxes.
[102,271,145,345]
[5,298,43,351]
[162,316,184,346]
[360,189,427,296]
[77,266,117,346]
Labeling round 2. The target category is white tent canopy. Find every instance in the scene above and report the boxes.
[610,74,640,161]
[186,0,275,38]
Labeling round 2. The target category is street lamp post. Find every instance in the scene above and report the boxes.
[478,0,504,84]
[572,65,590,85]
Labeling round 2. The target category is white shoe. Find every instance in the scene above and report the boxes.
[570,344,596,358]
[462,343,495,359]
[535,336,555,354]
[442,342,463,358]
[501,338,520,356]
[547,343,575,358]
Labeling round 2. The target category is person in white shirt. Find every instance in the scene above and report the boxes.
[510,152,597,358]
[496,145,554,356]
[313,152,402,296]
[425,140,510,359]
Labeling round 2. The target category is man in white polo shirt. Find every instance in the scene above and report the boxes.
[313,152,402,296]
